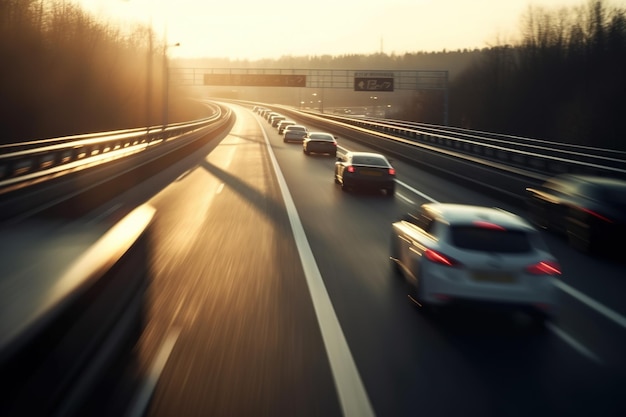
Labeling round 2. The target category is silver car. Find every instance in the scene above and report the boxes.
[390,203,561,324]
[283,125,308,143]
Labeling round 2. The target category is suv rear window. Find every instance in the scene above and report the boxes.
[449,226,532,253]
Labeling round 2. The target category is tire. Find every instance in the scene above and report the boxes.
[528,310,551,331]
[389,234,402,277]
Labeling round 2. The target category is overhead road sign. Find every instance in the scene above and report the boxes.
[203,73,306,87]
[354,71,394,92]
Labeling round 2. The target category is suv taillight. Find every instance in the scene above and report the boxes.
[526,260,561,275]
[424,249,461,267]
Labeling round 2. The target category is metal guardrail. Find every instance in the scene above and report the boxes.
[294,110,626,181]
[0,102,224,195]
[0,204,156,417]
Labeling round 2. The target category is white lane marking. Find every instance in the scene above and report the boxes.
[395,179,438,203]
[553,280,626,330]
[216,183,225,194]
[126,328,182,417]
[395,192,415,205]
[546,323,604,365]
[261,124,376,417]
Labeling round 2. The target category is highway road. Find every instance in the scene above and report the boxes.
[77,102,626,417]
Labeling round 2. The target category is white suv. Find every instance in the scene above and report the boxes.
[390,203,561,324]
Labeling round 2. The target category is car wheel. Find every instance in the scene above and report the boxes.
[389,235,402,277]
[528,310,551,331]
[304,149,310,155]
[566,217,594,254]
[385,188,395,197]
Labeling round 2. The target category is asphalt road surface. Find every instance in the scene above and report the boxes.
[78,103,626,417]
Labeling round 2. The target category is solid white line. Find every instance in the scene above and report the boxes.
[395,192,415,205]
[553,280,626,330]
[261,124,376,417]
[125,328,182,417]
[546,323,604,365]
[395,179,439,203]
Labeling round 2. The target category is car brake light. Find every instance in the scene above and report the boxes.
[388,168,396,175]
[580,207,613,223]
[347,166,355,173]
[472,220,505,230]
[526,260,561,275]
[424,249,461,267]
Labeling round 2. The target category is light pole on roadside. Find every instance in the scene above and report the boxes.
[162,41,180,130]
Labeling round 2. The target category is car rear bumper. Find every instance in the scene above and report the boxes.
[421,273,559,315]
[343,177,395,190]
[305,144,336,154]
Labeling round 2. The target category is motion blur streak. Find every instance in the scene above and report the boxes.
[260,123,376,417]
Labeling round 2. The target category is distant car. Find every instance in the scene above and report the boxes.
[525,174,626,254]
[283,125,308,143]
[265,111,280,122]
[303,132,337,156]
[390,203,562,324]
[277,120,296,134]
[334,151,395,196]
[270,115,287,127]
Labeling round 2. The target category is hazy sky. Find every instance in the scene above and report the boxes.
[76,0,614,60]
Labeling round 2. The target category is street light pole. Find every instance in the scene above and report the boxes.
[162,40,180,130]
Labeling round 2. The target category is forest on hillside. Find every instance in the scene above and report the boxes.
[1,0,624,150]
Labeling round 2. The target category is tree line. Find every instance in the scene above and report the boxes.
[1,0,624,151]
[0,0,203,144]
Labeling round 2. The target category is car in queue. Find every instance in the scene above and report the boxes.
[265,111,281,122]
[390,203,562,325]
[525,174,626,254]
[303,132,338,157]
[277,120,296,134]
[283,125,308,143]
[270,115,287,128]
[334,151,395,196]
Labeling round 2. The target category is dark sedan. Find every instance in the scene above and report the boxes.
[303,132,337,156]
[334,151,396,196]
[525,174,626,254]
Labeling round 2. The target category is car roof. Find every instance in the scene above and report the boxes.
[285,124,307,129]
[308,132,334,138]
[421,203,533,230]
[347,151,384,158]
